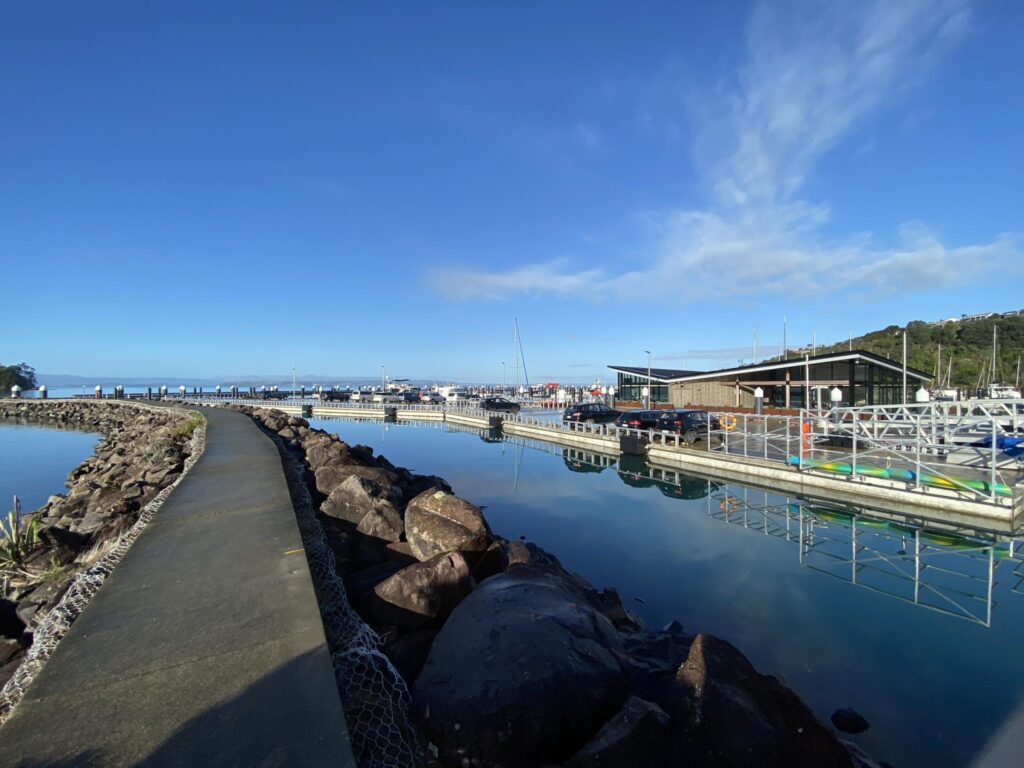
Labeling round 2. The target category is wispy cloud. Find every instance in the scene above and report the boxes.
[431,0,1019,301]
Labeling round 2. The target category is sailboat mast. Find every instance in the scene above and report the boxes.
[516,318,530,389]
[514,320,521,394]
[935,343,941,388]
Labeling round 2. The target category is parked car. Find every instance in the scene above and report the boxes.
[321,390,350,402]
[401,391,421,404]
[420,391,444,404]
[655,409,721,443]
[613,410,663,430]
[481,396,521,414]
[562,403,621,424]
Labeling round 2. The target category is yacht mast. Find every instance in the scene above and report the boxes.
[514,320,521,394]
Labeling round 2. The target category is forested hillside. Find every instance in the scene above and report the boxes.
[792,315,1024,389]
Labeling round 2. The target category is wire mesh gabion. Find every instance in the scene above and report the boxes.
[276,438,422,768]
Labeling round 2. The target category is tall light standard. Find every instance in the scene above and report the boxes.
[902,329,908,404]
[502,361,506,393]
[292,367,296,398]
[644,350,652,408]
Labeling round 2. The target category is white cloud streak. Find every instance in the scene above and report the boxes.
[431,0,1019,301]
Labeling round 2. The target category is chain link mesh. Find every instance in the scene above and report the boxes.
[276,435,422,768]
[0,404,206,725]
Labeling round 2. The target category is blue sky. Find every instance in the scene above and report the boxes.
[2,1,1021,384]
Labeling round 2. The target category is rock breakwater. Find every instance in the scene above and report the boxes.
[232,404,879,768]
[0,400,203,703]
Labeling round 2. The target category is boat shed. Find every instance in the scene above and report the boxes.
[609,350,932,409]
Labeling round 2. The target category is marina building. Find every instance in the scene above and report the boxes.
[609,350,932,409]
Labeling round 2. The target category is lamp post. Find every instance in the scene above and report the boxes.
[902,330,908,404]
[502,362,506,393]
[292,367,296,398]
[644,350,652,409]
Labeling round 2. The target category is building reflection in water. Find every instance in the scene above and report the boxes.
[318,417,1024,629]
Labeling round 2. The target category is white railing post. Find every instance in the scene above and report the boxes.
[851,416,857,478]
[798,411,804,469]
[991,415,998,501]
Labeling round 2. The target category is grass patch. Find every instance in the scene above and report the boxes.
[170,411,203,439]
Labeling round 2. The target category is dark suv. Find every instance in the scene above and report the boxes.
[563,403,621,423]
[481,396,521,413]
[614,410,663,429]
[321,390,350,402]
[655,409,721,443]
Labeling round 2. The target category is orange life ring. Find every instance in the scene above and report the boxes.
[721,414,737,431]
[719,497,738,514]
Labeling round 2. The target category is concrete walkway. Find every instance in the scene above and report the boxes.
[0,407,355,767]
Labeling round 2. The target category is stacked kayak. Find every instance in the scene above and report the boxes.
[787,456,1013,498]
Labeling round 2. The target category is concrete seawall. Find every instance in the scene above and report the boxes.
[0,407,355,767]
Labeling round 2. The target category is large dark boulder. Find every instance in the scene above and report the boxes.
[668,634,853,768]
[372,551,474,630]
[414,568,629,766]
[314,464,400,497]
[831,707,870,734]
[567,695,670,768]
[404,489,492,562]
[355,504,404,543]
[320,474,400,526]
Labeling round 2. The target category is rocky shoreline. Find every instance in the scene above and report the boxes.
[233,404,881,768]
[0,400,203,701]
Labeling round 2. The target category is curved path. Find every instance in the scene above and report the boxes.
[0,406,354,767]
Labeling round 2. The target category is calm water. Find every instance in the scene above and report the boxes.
[311,416,1024,768]
[0,423,101,515]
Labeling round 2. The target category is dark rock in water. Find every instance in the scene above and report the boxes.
[662,619,685,635]
[501,537,532,567]
[372,551,474,630]
[350,444,376,464]
[404,489,492,562]
[321,474,399,526]
[383,628,437,684]
[470,540,508,582]
[401,473,453,504]
[567,695,670,768]
[620,630,692,700]
[414,568,629,766]
[668,633,854,768]
[831,707,870,734]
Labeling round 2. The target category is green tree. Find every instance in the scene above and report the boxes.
[0,362,38,391]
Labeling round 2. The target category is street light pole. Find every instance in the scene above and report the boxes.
[292,367,296,398]
[902,330,908,404]
[502,361,506,392]
[645,350,652,409]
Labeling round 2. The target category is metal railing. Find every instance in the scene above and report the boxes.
[177,394,1022,507]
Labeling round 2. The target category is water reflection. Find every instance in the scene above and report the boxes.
[311,415,1024,767]
[315,414,1023,629]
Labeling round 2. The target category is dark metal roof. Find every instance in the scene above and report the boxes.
[609,349,931,383]
[608,366,705,381]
